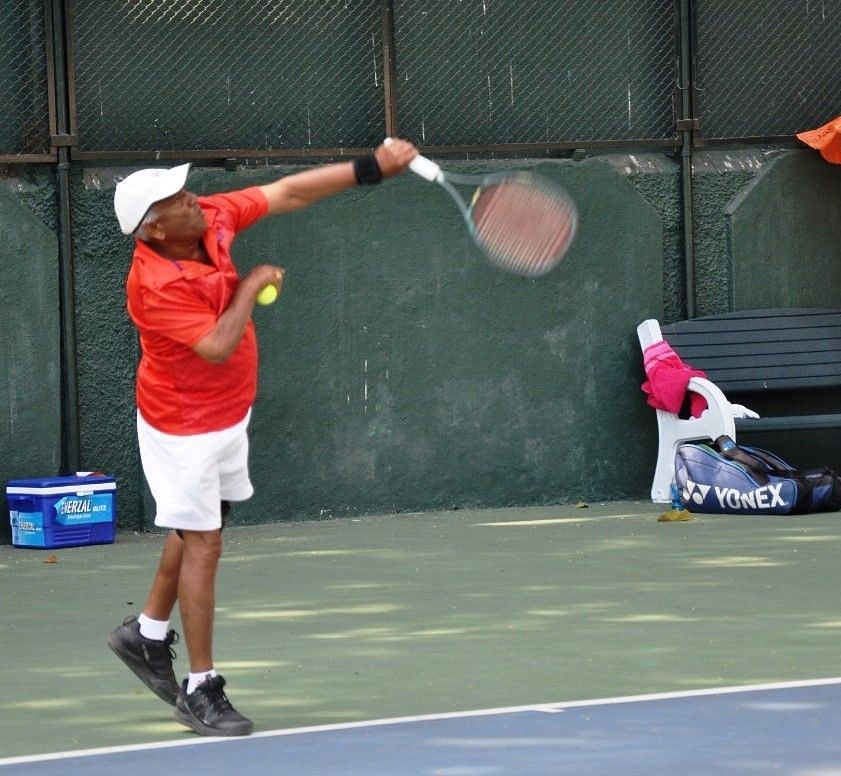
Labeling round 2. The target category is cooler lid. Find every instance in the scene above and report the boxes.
[6,474,116,495]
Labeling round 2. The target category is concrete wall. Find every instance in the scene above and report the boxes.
[0,172,59,543]
[2,146,841,539]
[693,149,841,315]
[72,155,665,532]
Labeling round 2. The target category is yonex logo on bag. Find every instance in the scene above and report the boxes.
[715,483,786,510]
[681,480,711,506]
[683,479,786,510]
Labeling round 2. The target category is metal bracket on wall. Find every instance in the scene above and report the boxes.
[50,133,76,147]
[675,119,699,132]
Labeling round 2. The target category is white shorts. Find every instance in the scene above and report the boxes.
[137,409,254,531]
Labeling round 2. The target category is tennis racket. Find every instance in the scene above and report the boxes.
[387,139,577,277]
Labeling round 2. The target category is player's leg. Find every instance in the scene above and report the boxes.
[145,528,184,616]
[107,414,188,704]
[145,503,227,623]
[172,525,251,736]
[177,527,221,674]
[172,415,254,736]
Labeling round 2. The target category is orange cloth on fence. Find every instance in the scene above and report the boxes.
[796,114,841,164]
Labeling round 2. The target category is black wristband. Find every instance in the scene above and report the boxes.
[353,154,383,185]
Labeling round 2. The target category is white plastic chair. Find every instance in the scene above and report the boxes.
[637,319,736,503]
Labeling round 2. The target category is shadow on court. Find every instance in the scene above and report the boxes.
[2,501,841,772]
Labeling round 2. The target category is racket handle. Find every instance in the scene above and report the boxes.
[383,137,441,182]
[407,154,441,182]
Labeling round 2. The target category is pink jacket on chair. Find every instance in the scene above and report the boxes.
[641,340,708,417]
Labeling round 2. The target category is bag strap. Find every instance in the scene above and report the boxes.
[714,436,770,484]
[740,445,796,475]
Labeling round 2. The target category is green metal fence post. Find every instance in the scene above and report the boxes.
[50,0,80,473]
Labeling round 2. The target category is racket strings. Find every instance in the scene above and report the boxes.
[470,178,576,276]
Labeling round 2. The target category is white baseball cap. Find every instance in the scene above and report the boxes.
[114,163,191,235]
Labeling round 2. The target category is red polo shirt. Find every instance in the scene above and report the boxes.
[126,187,269,435]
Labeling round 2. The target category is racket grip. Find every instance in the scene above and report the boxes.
[407,155,441,182]
[383,137,441,182]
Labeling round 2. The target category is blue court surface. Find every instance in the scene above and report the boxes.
[2,678,840,775]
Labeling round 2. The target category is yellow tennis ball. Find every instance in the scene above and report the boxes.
[256,284,278,306]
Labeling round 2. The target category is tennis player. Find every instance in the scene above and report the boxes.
[107,138,418,736]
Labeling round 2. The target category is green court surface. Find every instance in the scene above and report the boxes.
[2,501,841,760]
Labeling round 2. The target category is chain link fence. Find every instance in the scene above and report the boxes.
[70,0,385,154]
[392,0,676,146]
[3,1,841,160]
[0,0,52,157]
[694,0,841,140]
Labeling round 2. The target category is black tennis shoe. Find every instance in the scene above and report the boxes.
[106,616,180,706]
[175,675,254,736]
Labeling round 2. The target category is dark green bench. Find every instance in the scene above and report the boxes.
[660,308,841,432]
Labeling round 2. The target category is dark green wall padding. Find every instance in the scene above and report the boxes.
[72,157,664,531]
[728,152,841,309]
[0,179,61,544]
[4,147,841,540]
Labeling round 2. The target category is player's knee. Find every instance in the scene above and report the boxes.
[182,529,223,561]
[204,530,223,559]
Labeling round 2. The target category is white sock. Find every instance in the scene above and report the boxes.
[137,613,169,641]
[187,669,218,694]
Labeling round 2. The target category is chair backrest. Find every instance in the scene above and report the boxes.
[659,308,841,393]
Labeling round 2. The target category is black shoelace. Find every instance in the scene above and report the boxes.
[162,629,179,660]
[203,677,235,713]
[145,630,178,667]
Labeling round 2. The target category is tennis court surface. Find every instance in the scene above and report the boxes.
[3,501,841,773]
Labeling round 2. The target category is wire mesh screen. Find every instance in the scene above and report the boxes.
[8,2,841,160]
[0,0,51,156]
[71,0,385,153]
[695,0,841,139]
[392,0,677,147]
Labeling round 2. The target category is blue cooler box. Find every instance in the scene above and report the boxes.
[6,474,117,549]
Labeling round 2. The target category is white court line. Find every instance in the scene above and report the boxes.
[3,676,841,768]
[472,513,648,526]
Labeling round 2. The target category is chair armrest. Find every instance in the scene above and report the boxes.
[637,319,663,350]
[687,376,737,438]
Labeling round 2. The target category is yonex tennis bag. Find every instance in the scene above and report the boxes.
[674,437,841,515]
